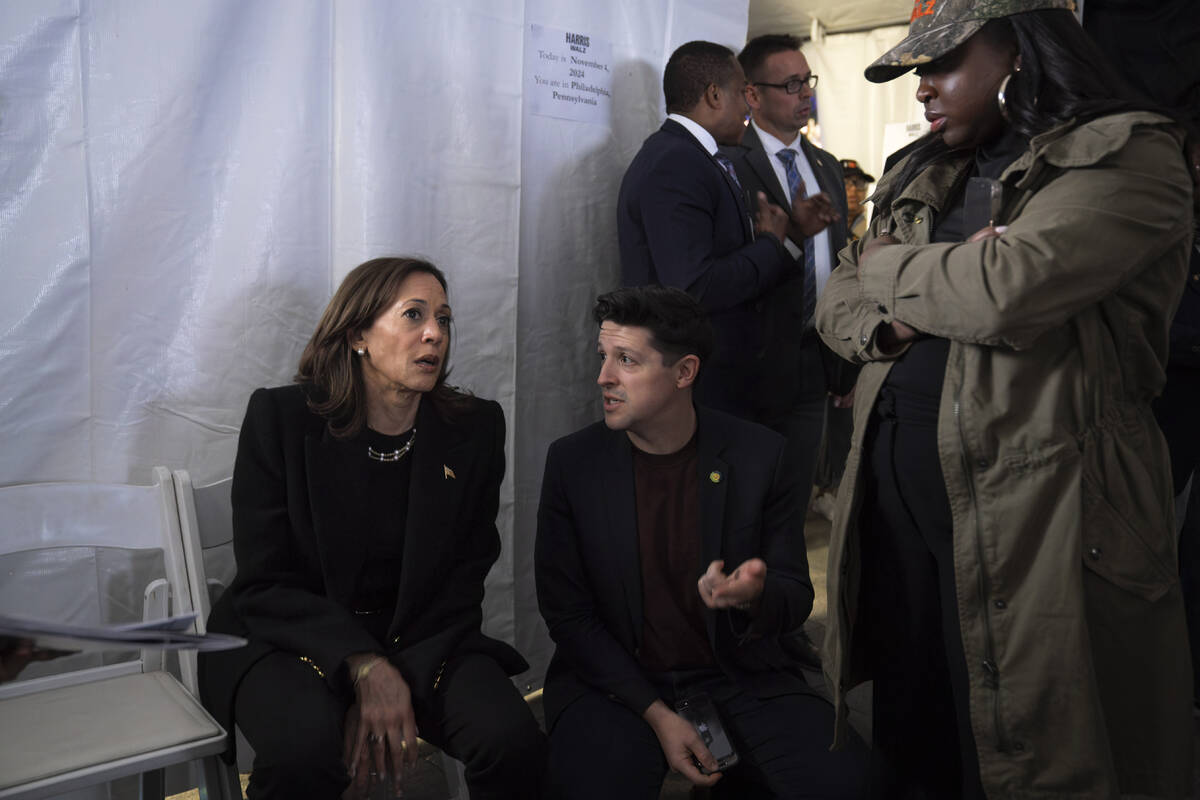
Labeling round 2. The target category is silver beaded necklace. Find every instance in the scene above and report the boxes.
[366,427,416,462]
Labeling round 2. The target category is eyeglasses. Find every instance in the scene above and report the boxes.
[753,75,818,94]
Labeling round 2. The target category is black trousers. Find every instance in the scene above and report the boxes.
[543,670,868,799]
[857,411,985,800]
[815,400,853,490]
[234,650,545,799]
[1154,364,1200,497]
[759,338,830,518]
[1156,364,1200,702]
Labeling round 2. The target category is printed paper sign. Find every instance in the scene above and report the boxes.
[525,24,613,125]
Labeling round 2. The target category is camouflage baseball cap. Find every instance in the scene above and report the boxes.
[864,0,1076,83]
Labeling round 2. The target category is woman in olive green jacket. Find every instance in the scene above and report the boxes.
[816,3,1195,798]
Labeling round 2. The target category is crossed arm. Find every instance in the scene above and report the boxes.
[817,127,1193,362]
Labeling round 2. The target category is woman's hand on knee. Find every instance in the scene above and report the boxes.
[342,654,419,798]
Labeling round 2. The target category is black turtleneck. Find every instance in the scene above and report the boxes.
[346,425,413,641]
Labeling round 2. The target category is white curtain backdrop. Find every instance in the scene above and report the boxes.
[0,0,749,690]
[804,24,925,185]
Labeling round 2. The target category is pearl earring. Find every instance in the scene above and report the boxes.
[356,348,365,356]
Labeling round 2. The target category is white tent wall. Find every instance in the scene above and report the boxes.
[87,1,337,485]
[1,0,339,488]
[0,0,747,690]
[331,1,528,649]
[803,24,924,192]
[3,0,96,485]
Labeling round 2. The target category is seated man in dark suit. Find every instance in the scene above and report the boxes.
[535,286,866,799]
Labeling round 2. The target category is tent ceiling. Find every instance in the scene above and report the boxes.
[749,0,912,37]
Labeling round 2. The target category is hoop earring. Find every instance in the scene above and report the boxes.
[997,72,1013,120]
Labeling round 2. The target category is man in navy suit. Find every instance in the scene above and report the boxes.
[536,286,866,799]
[616,40,839,419]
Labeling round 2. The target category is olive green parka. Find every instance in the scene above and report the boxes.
[816,111,1194,799]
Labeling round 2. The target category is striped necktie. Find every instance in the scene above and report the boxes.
[713,153,742,191]
[776,147,817,329]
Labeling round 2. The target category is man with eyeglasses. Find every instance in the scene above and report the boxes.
[720,34,856,671]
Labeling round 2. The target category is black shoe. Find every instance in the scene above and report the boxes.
[782,628,822,670]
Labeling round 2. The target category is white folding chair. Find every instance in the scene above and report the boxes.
[172,469,471,800]
[0,467,229,800]
[172,472,235,628]
[172,470,245,800]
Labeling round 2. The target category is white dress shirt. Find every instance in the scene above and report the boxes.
[751,120,833,298]
[666,113,718,155]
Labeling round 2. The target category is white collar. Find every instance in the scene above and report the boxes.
[752,120,803,158]
[667,113,718,155]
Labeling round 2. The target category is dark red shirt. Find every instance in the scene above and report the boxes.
[632,434,715,672]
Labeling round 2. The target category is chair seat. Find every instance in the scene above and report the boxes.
[0,671,226,799]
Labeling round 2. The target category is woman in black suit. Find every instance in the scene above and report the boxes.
[200,257,544,799]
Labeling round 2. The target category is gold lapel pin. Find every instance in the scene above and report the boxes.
[444,465,456,480]
[709,471,722,484]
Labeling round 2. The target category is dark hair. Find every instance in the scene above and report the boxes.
[875,9,1159,215]
[663,41,738,114]
[737,33,802,82]
[295,256,468,437]
[993,11,1151,139]
[593,285,714,364]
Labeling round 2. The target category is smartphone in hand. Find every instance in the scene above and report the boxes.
[675,692,739,775]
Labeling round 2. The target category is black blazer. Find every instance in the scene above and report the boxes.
[534,406,817,730]
[200,384,526,738]
[721,125,858,407]
[617,119,791,416]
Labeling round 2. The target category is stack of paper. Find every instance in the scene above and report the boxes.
[0,612,246,652]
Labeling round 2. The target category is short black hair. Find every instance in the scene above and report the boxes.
[738,34,802,82]
[593,285,714,364]
[663,41,739,114]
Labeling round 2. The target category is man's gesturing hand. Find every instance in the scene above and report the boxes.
[788,192,840,239]
[698,558,766,613]
[754,191,790,242]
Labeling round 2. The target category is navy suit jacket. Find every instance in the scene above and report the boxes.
[616,119,791,416]
[722,126,858,409]
[534,406,817,730]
